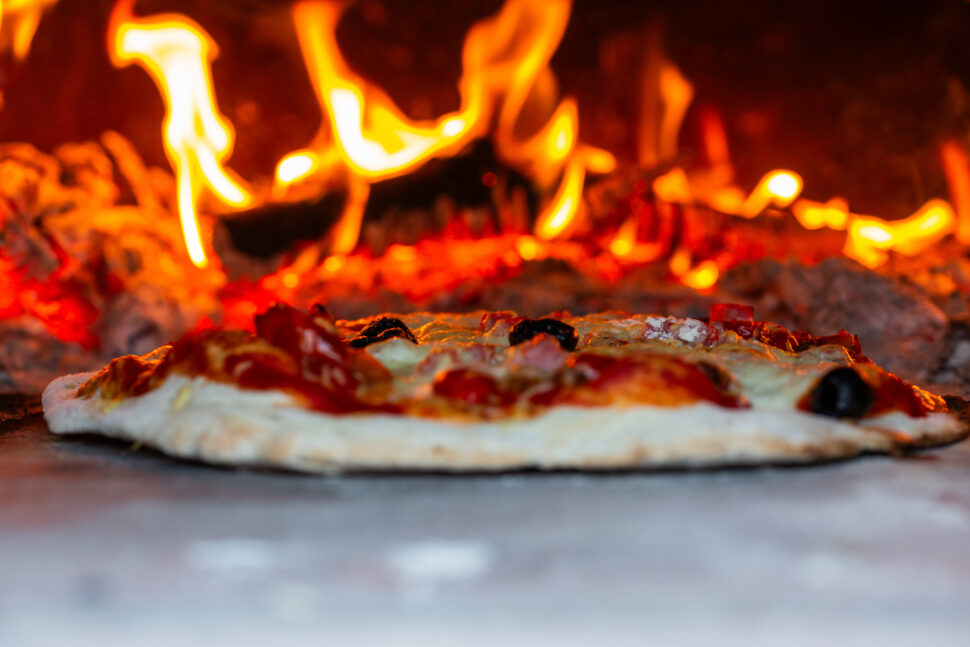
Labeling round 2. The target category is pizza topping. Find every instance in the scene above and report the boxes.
[478,310,521,333]
[254,303,357,389]
[310,303,331,319]
[642,316,718,345]
[76,352,161,401]
[806,367,875,419]
[560,352,746,409]
[802,330,863,358]
[694,361,736,393]
[868,372,942,418]
[432,369,515,407]
[509,318,579,351]
[233,355,376,414]
[505,334,571,374]
[76,306,952,423]
[349,316,417,348]
[709,303,757,338]
[708,304,864,358]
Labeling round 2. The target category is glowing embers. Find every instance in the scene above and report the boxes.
[108,0,250,268]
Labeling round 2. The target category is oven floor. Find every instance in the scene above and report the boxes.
[1,414,969,646]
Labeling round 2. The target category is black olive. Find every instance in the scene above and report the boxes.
[360,317,414,339]
[349,317,417,347]
[508,318,578,351]
[808,367,874,419]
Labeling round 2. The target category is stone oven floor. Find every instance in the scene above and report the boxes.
[1,415,969,646]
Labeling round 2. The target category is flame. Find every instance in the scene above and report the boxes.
[290,0,481,184]
[609,217,638,257]
[792,197,849,230]
[843,199,955,268]
[0,0,56,62]
[657,62,693,162]
[515,235,541,260]
[699,108,732,176]
[736,170,803,217]
[941,140,970,244]
[108,1,250,268]
[100,0,965,291]
[653,167,692,203]
[275,150,318,186]
[535,150,587,239]
[284,0,612,253]
[681,260,719,290]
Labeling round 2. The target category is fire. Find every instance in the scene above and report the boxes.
[88,0,970,294]
[792,197,849,230]
[0,0,56,62]
[535,151,587,239]
[283,0,613,251]
[942,139,970,244]
[681,260,719,290]
[108,1,251,268]
[288,0,481,183]
[657,62,694,164]
[275,151,318,186]
[726,169,804,218]
[608,217,638,257]
[844,200,955,268]
[662,94,962,272]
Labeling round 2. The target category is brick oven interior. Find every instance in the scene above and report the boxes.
[3,0,970,395]
[2,2,970,643]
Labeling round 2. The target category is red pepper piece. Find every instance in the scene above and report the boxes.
[433,369,513,406]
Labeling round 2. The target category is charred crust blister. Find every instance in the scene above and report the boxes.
[508,318,579,351]
[349,317,417,348]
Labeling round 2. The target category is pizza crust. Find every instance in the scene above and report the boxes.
[42,372,968,473]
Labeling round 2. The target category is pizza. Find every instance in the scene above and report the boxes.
[42,302,968,472]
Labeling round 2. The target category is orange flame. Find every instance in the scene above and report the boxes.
[608,216,638,257]
[284,0,613,252]
[275,150,318,186]
[291,1,480,183]
[941,140,970,244]
[0,0,56,62]
[461,0,614,238]
[108,1,250,268]
[96,0,965,289]
[792,197,849,230]
[681,260,719,290]
[657,62,693,162]
[736,170,803,217]
[844,199,955,268]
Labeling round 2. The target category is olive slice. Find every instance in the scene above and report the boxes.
[508,318,578,351]
[808,367,875,419]
[349,316,417,347]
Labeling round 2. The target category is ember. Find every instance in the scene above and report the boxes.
[1,0,970,397]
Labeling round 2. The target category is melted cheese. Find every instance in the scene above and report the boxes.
[342,311,861,413]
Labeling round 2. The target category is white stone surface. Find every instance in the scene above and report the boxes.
[1,416,969,646]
